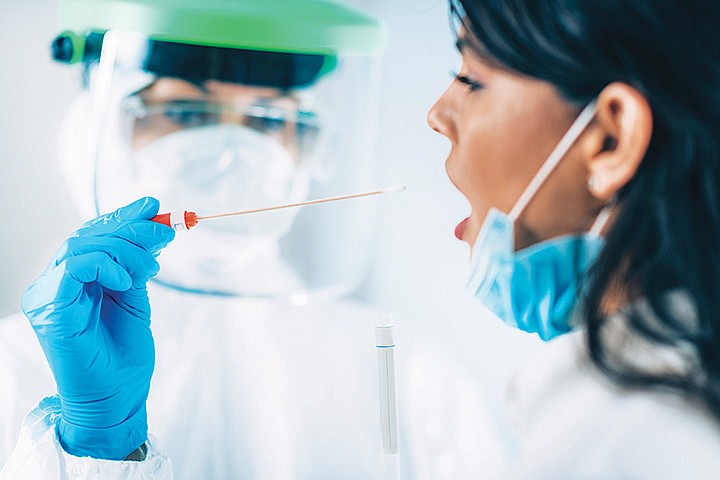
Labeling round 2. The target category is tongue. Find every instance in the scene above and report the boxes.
[455,217,470,240]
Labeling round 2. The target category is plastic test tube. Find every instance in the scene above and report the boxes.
[376,313,401,480]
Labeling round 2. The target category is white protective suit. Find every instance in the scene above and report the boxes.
[0,280,513,479]
[0,285,399,479]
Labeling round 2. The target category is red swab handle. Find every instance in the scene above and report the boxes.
[151,211,198,231]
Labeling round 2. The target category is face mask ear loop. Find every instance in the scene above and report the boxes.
[589,201,615,237]
[508,99,599,223]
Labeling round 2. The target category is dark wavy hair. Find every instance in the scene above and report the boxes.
[451,0,720,420]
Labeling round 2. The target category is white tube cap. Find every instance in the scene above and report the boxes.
[375,313,395,347]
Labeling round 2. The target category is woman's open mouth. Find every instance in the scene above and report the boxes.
[455,216,470,240]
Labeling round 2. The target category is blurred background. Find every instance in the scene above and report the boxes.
[0,0,541,430]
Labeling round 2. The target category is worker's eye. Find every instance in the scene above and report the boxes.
[164,106,219,127]
[246,115,287,133]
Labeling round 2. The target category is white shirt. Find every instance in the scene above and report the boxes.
[500,297,720,479]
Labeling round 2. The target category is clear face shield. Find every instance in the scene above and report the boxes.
[79,30,381,299]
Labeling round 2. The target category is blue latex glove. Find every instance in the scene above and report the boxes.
[21,197,175,460]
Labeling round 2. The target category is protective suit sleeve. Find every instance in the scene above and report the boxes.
[0,397,174,480]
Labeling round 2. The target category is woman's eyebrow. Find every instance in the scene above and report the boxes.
[454,35,494,69]
[455,37,470,54]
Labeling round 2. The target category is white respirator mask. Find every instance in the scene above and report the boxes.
[133,123,308,238]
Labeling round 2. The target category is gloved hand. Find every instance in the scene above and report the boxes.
[21,197,175,460]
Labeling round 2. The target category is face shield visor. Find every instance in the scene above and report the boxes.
[54,1,384,299]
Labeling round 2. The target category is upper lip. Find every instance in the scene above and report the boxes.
[445,156,462,193]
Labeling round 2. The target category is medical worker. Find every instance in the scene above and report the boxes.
[422,0,720,477]
[0,1,416,478]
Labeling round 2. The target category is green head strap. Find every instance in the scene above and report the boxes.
[54,0,384,56]
[52,0,384,88]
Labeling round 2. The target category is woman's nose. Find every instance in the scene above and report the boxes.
[427,89,455,140]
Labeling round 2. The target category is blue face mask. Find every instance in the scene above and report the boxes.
[467,100,611,341]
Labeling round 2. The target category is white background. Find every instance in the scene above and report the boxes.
[0,0,541,416]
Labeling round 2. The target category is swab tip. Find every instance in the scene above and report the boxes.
[383,185,407,194]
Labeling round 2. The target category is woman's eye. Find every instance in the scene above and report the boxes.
[451,71,484,93]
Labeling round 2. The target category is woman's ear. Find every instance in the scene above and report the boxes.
[583,82,653,201]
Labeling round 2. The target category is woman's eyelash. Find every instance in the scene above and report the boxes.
[450,71,484,92]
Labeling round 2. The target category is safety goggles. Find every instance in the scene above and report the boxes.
[121,90,324,161]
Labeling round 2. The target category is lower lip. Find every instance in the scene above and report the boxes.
[455,217,470,240]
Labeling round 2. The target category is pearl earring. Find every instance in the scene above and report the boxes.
[587,175,601,193]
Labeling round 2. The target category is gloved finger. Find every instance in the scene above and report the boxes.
[49,236,160,280]
[22,252,132,325]
[73,210,175,256]
[62,253,134,291]
[75,197,175,242]
[71,221,175,257]
[80,197,160,230]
